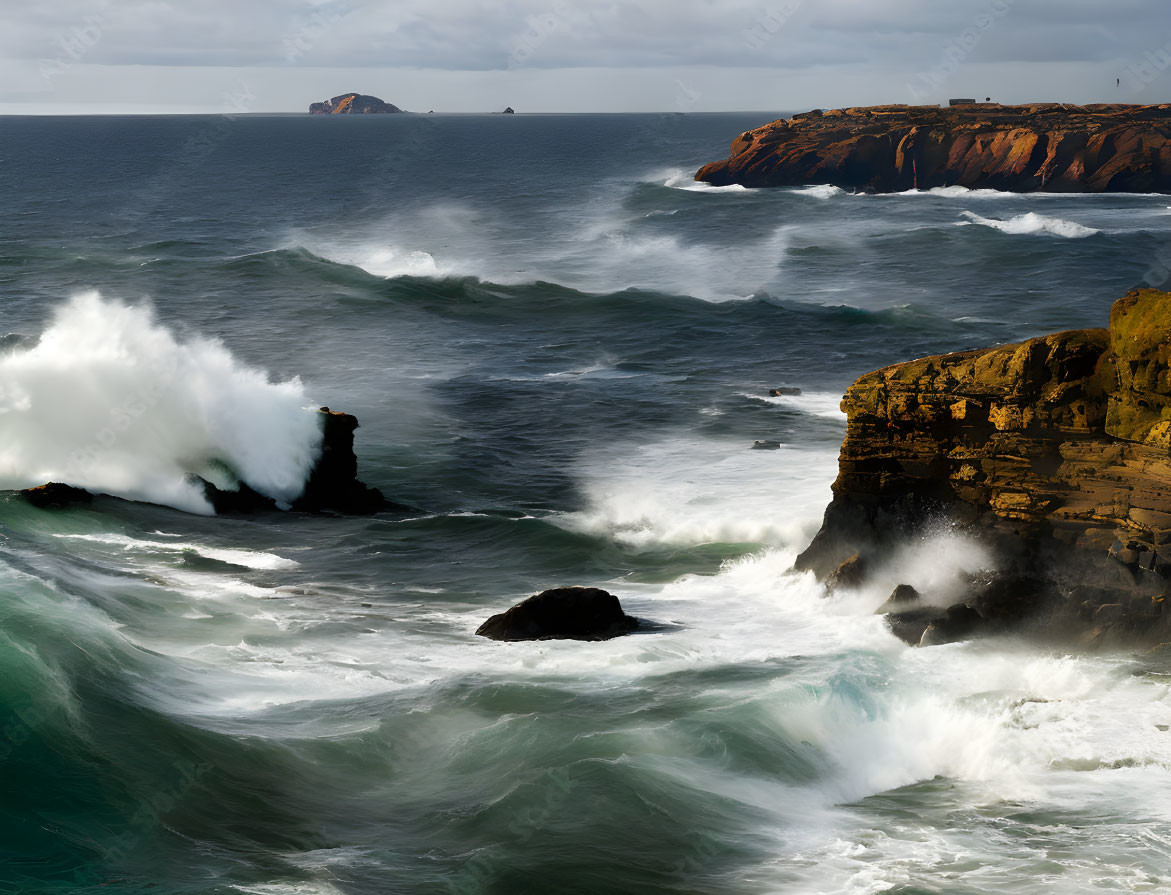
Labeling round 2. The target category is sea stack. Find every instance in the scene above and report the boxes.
[696,103,1171,193]
[796,288,1171,646]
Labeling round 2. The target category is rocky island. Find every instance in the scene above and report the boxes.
[696,103,1171,193]
[309,93,403,114]
[797,288,1171,647]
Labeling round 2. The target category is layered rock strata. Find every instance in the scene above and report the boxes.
[696,103,1171,193]
[797,288,1171,645]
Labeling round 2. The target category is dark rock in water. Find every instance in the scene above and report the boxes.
[293,408,397,515]
[752,440,781,450]
[199,408,413,516]
[885,607,947,646]
[309,93,403,114]
[502,107,515,114]
[769,387,802,396]
[795,288,1171,646]
[875,583,921,614]
[191,475,278,514]
[476,587,639,641]
[697,103,1171,193]
[19,483,93,509]
[826,553,867,591]
[919,604,984,646]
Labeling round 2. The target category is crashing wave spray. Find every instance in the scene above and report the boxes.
[0,292,323,514]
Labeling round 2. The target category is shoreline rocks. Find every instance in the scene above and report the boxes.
[476,587,639,641]
[696,103,1171,193]
[797,288,1171,646]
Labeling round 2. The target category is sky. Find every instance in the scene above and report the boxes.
[1,0,1170,113]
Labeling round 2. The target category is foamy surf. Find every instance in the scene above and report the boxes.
[557,436,839,548]
[0,292,323,514]
[662,170,749,193]
[791,185,847,199]
[744,390,845,420]
[959,210,1099,238]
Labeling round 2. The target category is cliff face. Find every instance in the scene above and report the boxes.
[797,289,1171,645]
[309,93,403,114]
[696,104,1171,193]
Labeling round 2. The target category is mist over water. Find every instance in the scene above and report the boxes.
[3,113,1171,894]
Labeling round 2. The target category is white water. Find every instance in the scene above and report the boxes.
[959,210,1100,238]
[0,292,323,514]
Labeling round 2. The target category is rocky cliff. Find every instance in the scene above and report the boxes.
[309,93,403,114]
[696,103,1171,193]
[797,288,1171,646]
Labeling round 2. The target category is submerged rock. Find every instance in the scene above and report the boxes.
[696,103,1171,193]
[769,387,802,396]
[797,288,1171,646]
[19,483,93,509]
[476,587,639,641]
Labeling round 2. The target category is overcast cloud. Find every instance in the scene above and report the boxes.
[1,0,1168,112]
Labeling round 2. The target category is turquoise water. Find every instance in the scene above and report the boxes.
[3,113,1171,893]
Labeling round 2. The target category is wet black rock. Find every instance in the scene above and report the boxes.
[292,408,396,514]
[875,583,921,614]
[19,483,94,508]
[476,587,639,642]
[826,553,867,591]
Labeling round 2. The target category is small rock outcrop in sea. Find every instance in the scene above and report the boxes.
[290,408,396,514]
[796,288,1171,646]
[21,408,401,516]
[19,483,93,509]
[309,93,403,114]
[476,587,639,641]
[696,103,1171,193]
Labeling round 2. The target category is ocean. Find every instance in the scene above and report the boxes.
[3,111,1171,894]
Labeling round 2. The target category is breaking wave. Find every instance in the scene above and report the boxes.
[959,211,1100,238]
[0,292,323,514]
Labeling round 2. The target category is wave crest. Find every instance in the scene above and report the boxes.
[0,292,322,514]
[959,211,1099,238]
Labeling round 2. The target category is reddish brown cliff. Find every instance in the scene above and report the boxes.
[797,289,1171,645]
[697,104,1171,193]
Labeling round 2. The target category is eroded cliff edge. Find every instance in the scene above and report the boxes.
[696,103,1171,193]
[797,288,1171,646]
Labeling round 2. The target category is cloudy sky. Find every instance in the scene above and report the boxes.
[2,0,1169,113]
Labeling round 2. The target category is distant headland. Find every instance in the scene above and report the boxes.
[309,93,403,114]
[696,102,1171,193]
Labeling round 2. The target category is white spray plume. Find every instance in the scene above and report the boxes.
[0,291,323,514]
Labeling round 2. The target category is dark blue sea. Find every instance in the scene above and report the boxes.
[3,112,1171,894]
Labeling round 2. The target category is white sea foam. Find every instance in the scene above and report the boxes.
[557,436,840,548]
[53,533,299,570]
[791,185,847,199]
[663,169,749,192]
[895,185,1027,199]
[0,292,322,514]
[743,390,846,420]
[959,210,1099,238]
